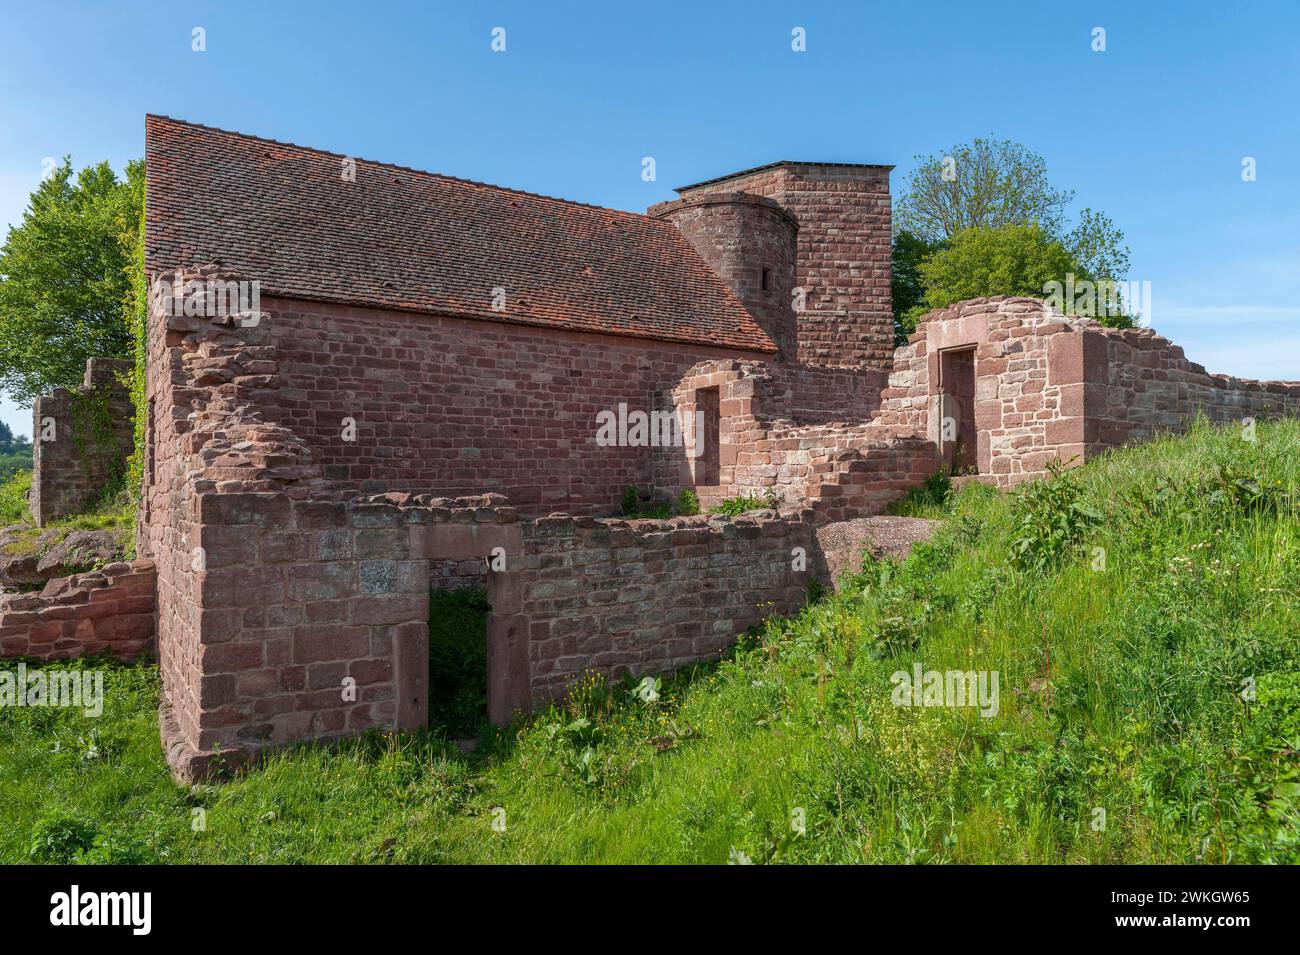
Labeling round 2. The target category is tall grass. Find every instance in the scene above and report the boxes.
[1,419,1296,863]
[0,470,32,525]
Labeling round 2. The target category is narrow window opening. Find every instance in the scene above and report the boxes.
[760,267,772,292]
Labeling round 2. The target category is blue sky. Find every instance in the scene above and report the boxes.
[1,0,1297,438]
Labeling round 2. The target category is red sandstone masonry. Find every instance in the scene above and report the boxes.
[502,510,816,706]
[1086,326,1300,448]
[650,193,799,360]
[140,266,878,782]
[0,560,156,661]
[255,295,771,514]
[652,358,922,510]
[31,358,136,527]
[130,124,1299,787]
[675,163,895,369]
[880,297,1300,486]
[141,264,330,773]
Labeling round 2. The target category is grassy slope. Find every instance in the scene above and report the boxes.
[2,420,1297,863]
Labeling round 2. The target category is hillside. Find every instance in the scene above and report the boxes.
[2,418,1297,863]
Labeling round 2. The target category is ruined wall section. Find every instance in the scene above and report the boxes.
[1087,327,1300,448]
[31,357,135,526]
[653,358,920,510]
[510,511,815,703]
[142,265,344,778]
[0,560,155,661]
[878,298,1093,485]
[880,296,1300,486]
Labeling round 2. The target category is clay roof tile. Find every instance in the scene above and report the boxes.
[144,116,777,354]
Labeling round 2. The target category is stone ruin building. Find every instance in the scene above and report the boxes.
[2,116,1297,781]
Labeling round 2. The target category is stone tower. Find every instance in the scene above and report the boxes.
[670,161,894,370]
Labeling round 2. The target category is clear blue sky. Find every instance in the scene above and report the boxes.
[2,0,1297,439]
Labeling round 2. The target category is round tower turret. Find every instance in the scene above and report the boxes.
[651,192,798,359]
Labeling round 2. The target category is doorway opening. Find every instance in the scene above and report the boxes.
[427,584,490,737]
[694,386,721,486]
[939,347,977,475]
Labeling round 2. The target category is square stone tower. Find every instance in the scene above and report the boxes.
[674,161,894,370]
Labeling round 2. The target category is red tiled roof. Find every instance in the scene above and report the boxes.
[145,116,777,354]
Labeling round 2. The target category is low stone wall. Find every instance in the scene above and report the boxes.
[1089,326,1300,448]
[31,357,135,526]
[653,358,912,507]
[172,490,437,769]
[164,481,841,777]
[0,560,156,661]
[877,296,1300,486]
[507,510,816,704]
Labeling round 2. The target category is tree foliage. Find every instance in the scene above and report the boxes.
[892,137,1135,337]
[891,230,944,346]
[0,421,33,481]
[894,138,1073,242]
[0,157,144,403]
[918,224,1078,308]
[903,224,1135,334]
[1065,207,1130,283]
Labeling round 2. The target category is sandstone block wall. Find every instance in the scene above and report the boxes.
[0,560,155,661]
[1086,327,1300,448]
[31,357,135,526]
[253,296,770,515]
[879,298,1089,485]
[880,297,1300,486]
[179,491,436,757]
[141,265,326,769]
[140,266,914,782]
[506,510,815,703]
[653,358,914,510]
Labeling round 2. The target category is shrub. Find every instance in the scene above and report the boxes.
[29,811,98,863]
[892,470,952,516]
[710,489,781,516]
[1008,459,1100,574]
[0,469,31,525]
[676,488,700,516]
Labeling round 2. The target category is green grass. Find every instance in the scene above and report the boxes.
[710,489,782,516]
[0,479,135,564]
[0,470,32,525]
[2,419,1297,863]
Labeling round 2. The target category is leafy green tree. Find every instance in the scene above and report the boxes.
[0,157,144,403]
[911,223,1135,330]
[892,138,1135,334]
[892,230,944,345]
[0,421,23,452]
[894,138,1074,242]
[917,223,1078,307]
[1065,207,1130,283]
[0,422,33,481]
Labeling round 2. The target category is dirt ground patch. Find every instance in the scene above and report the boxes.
[815,515,941,589]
